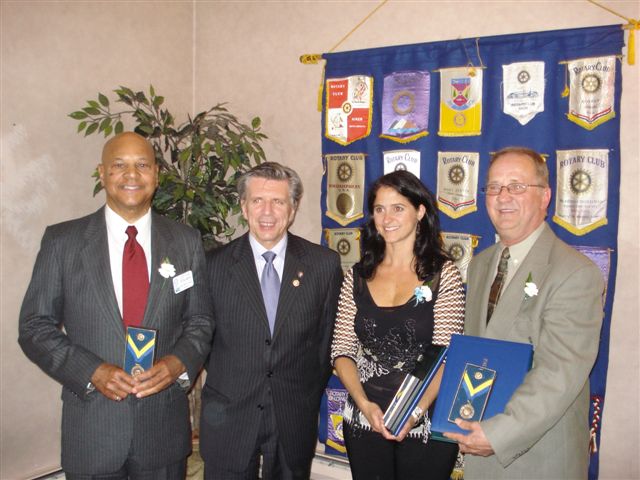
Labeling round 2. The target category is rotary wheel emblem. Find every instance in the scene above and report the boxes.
[448,243,465,261]
[342,102,353,114]
[394,163,407,171]
[517,70,530,84]
[337,162,353,182]
[581,74,601,94]
[570,169,592,194]
[448,165,465,184]
[336,239,351,256]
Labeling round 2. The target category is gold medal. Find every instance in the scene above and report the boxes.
[460,402,475,420]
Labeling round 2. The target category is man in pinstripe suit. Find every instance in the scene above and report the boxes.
[19,132,213,479]
[200,163,343,479]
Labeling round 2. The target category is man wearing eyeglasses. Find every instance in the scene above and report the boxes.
[444,147,604,479]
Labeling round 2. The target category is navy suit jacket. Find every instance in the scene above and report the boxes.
[200,232,342,475]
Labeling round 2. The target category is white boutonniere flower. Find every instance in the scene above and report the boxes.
[414,285,433,306]
[158,257,176,279]
[524,272,538,299]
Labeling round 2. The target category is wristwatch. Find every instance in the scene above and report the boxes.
[411,405,424,422]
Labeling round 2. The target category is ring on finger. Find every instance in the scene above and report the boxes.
[115,394,121,401]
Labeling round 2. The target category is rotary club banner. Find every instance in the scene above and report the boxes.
[325,387,348,455]
[436,151,479,218]
[438,67,483,136]
[574,245,611,298]
[380,71,430,142]
[383,149,421,178]
[325,75,373,145]
[325,228,361,272]
[325,153,365,226]
[442,232,478,283]
[566,56,616,130]
[553,149,609,235]
[502,61,545,125]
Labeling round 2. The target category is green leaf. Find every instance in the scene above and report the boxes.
[87,100,100,109]
[150,84,156,97]
[69,111,88,120]
[104,125,113,137]
[77,121,87,132]
[138,124,153,135]
[114,120,124,134]
[85,122,99,136]
[251,117,261,129]
[99,117,111,132]
[153,96,164,107]
[98,93,110,107]
[83,107,101,115]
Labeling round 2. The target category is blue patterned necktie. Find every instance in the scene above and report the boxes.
[261,251,280,334]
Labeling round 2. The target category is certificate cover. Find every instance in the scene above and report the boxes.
[430,334,533,442]
[124,326,157,376]
[383,344,447,436]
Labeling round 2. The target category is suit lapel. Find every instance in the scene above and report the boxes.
[80,208,124,338]
[486,225,554,337]
[230,234,270,331]
[273,235,306,340]
[468,247,496,337]
[144,213,179,329]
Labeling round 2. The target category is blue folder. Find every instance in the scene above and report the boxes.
[430,334,533,442]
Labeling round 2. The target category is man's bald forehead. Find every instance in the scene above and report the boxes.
[101,132,155,163]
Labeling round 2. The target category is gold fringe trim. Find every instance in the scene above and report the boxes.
[552,215,608,235]
[566,111,616,130]
[438,204,477,219]
[325,211,364,227]
[379,131,429,143]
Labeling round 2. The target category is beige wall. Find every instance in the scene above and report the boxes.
[1,1,638,479]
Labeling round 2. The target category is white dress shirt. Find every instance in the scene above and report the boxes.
[104,205,152,317]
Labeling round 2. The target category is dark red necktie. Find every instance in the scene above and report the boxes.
[122,226,149,328]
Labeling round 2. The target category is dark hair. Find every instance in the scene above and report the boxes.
[356,170,449,280]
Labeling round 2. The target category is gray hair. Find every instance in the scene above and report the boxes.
[490,146,549,187]
[237,162,304,208]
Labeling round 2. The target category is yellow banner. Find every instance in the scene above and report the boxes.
[438,68,483,136]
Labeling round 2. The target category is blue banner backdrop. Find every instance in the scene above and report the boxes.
[319,24,624,479]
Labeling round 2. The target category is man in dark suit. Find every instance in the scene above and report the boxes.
[444,147,604,479]
[200,162,343,479]
[19,132,213,479]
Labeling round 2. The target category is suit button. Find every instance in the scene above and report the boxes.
[267,371,273,378]
[265,339,271,346]
[257,404,264,410]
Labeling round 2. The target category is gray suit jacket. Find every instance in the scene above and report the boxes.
[200,233,342,476]
[19,208,213,474]
[463,224,604,480]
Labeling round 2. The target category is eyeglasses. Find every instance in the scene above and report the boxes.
[481,183,546,196]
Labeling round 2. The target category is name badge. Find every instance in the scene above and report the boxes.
[173,270,194,294]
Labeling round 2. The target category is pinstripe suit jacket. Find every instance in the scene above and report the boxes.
[19,207,214,474]
[463,224,603,479]
[200,233,342,475]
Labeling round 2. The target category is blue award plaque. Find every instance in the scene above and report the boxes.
[447,363,496,423]
[431,334,533,442]
[124,326,156,376]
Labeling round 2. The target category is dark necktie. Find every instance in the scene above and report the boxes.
[122,226,149,328]
[260,251,280,335]
[486,247,510,324]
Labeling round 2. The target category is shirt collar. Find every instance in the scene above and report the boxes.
[104,205,152,240]
[248,233,288,263]
[500,222,545,269]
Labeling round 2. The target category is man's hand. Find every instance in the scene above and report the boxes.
[91,363,135,401]
[443,419,494,456]
[131,355,186,398]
